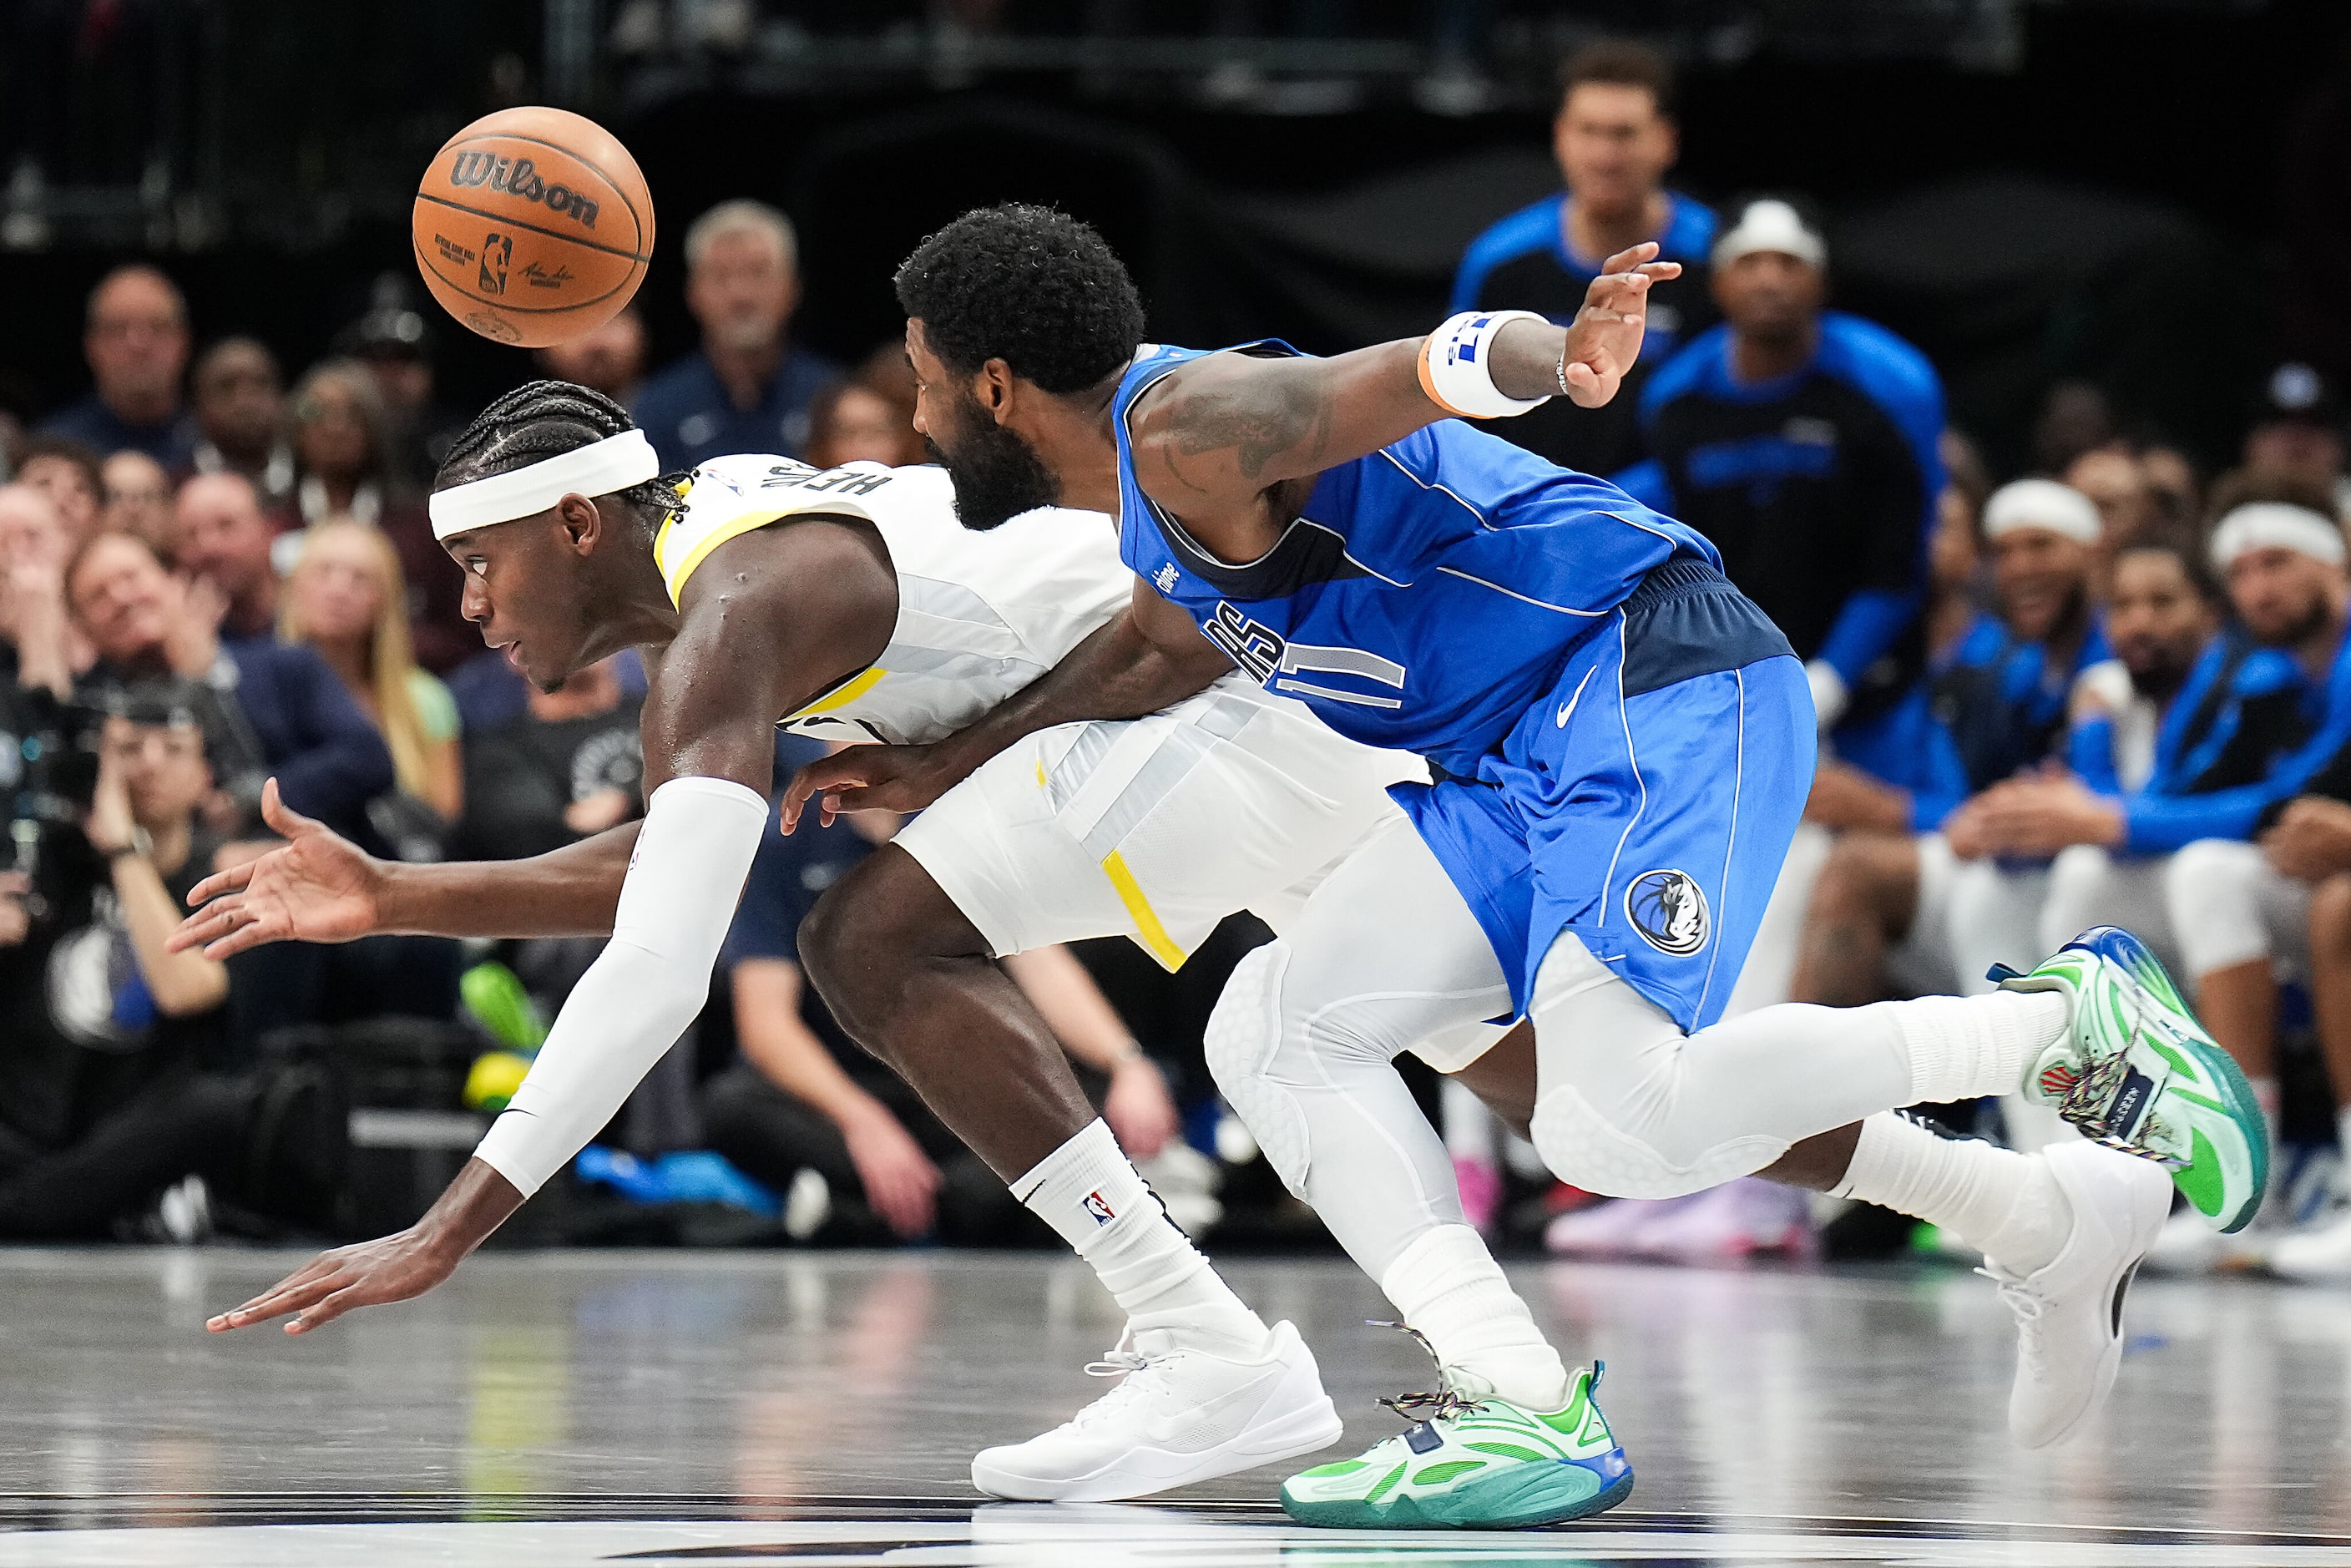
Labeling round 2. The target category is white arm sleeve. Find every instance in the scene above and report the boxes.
[473,776,769,1196]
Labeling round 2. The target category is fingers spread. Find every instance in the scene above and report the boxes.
[184,862,259,908]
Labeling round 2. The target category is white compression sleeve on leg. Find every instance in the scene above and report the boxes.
[474,776,768,1196]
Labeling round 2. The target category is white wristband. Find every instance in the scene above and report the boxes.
[1420,310,1554,420]
[1805,659,1849,732]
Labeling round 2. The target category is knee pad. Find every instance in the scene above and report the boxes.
[1528,1084,1788,1200]
[1202,943,1315,1198]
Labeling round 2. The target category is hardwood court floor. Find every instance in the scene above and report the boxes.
[2,1246,2348,1565]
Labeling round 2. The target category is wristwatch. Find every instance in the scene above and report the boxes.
[106,827,154,862]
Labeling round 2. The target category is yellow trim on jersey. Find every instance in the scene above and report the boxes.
[663,508,790,609]
[788,665,887,719]
[1101,849,1188,972]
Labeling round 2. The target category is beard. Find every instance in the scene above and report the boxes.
[928,416,1059,533]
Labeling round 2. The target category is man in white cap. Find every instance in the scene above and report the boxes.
[1618,194,1945,752]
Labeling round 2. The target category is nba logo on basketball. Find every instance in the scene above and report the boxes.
[478,233,512,296]
[1083,1190,1116,1225]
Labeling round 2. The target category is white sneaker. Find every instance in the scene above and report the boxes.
[970,1319,1342,1501]
[1984,1139,2172,1449]
[2269,1205,2351,1281]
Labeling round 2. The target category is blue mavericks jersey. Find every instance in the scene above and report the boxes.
[1114,342,1721,776]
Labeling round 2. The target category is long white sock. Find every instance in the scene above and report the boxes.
[1889,992,2070,1105]
[1831,1112,2072,1274]
[1380,1224,1569,1411]
[1011,1120,1269,1355]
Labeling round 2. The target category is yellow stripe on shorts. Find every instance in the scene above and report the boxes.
[788,665,887,717]
[1101,849,1188,972]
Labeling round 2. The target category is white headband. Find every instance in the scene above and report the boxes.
[428,428,660,541]
[1712,200,1826,270]
[1982,478,2101,546]
[2210,503,2346,570]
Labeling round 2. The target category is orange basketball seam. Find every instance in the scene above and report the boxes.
[432,129,650,246]
[410,239,639,318]
[413,191,651,264]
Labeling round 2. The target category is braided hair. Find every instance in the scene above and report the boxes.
[435,379,682,537]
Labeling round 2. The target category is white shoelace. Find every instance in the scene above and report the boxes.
[1062,1336,1180,1432]
[1979,1265,2050,1361]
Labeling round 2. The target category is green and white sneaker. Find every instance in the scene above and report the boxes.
[1281,1353,1632,1530]
[1995,926,2269,1235]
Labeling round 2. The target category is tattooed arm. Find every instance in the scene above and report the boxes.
[1127,242,1678,560]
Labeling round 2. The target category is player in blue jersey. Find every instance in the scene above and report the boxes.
[791,205,2270,1519]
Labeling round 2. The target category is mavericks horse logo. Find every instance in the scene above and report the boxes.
[1625,868,1709,957]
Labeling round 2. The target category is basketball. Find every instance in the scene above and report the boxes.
[411,106,654,349]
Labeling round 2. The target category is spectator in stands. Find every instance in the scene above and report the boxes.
[15,436,101,540]
[2030,382,2118,479]
[2135,493,2351,1210]
[634,200,838,470]
[334,283,463,487]
[99,451,173,558]
[536,307,648,406]
[703,737,1177,1244]
[1620,195,1942,738]
[1783,480,2106,1012]
[0,684,250,1240]
[1449,40,1714,478]
[2064,446,2165,564]
[38,266,198,468]
[2242,363,2348,513]
[455,653,641,860]
[280,519,463,824]
[277,359,470,673]
[171,472,281,649]
[188,337,293,507]
[0,483,75,695]
[66,530,391,842]
[804,376,927,470]
[1942,537,2298,994]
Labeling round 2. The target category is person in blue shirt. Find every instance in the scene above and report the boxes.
[1616,197,1943,740]
[38,266,200,469]
[630,201,839,471]
[1778,479,2111,1014]
[1448,40,1716,478]
[826,205,2262,1506]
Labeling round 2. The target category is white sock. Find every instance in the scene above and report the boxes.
[1380,1224,1569,1411]
[1832,1112,2073,1275]
[1011,1120,1269,1355]
[1889,992,2070,1105]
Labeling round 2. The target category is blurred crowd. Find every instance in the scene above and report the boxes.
[7,40,2351,1279]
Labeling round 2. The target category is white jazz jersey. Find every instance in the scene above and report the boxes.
[654,454,1129,746]
[654,450,1428,974]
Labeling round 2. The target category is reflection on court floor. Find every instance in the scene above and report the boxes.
[3,1249,2351,1566]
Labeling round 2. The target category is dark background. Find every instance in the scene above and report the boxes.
[3,0,2348,476]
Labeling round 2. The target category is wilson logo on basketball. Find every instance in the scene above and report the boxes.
[447,151,602,229]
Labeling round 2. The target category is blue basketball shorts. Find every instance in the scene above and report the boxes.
[1395,558,1814,1031]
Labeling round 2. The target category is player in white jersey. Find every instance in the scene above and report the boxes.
[171,382,1577,1505]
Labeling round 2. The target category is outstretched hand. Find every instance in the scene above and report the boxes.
[778,743,958,834]
[206,1227,461,1337]
[1559,241,1681,407]
[169,778,386,958]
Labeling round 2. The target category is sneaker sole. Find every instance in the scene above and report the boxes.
[970,1396,1344,1503]
[1283,1458,1635,1530]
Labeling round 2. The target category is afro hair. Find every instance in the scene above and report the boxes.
[894,204,1146,396]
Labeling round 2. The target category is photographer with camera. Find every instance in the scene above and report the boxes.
[0,682,336,1239]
